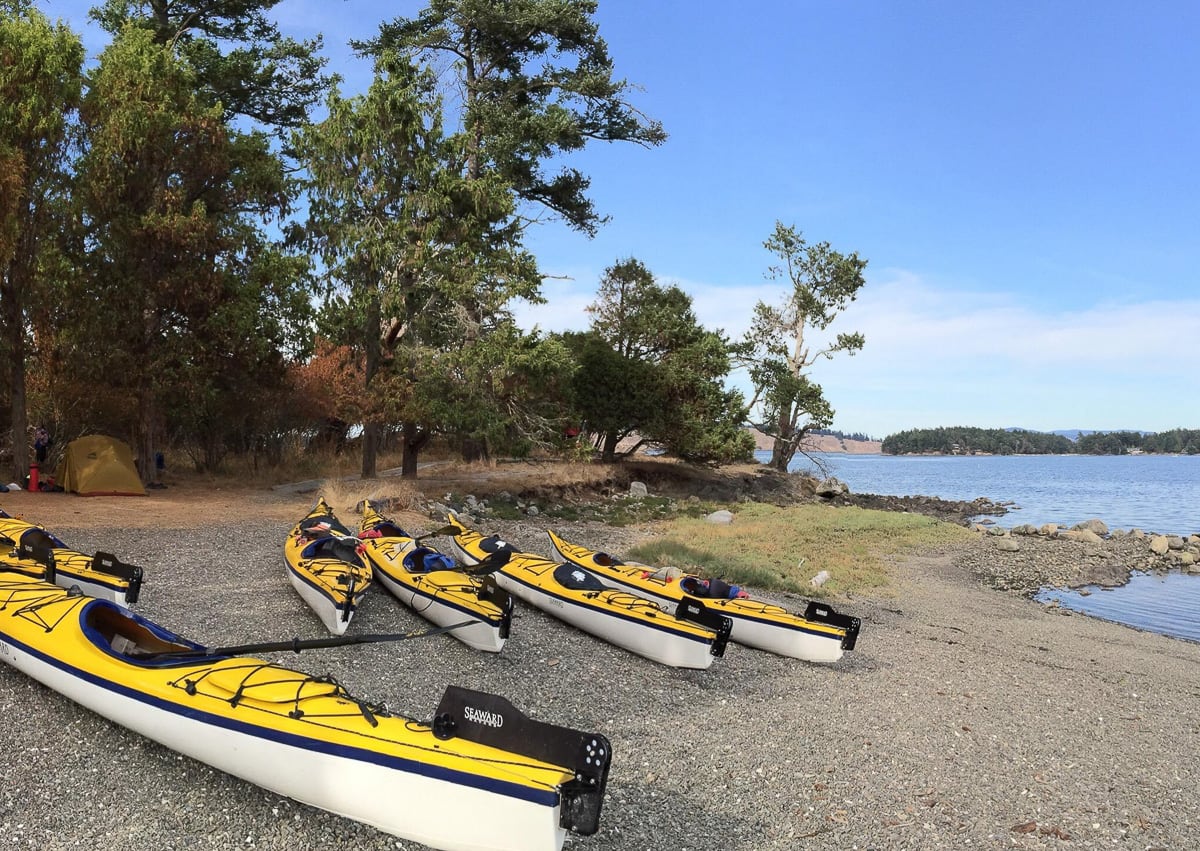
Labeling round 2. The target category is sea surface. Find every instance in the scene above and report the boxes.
[757,450,1200,643]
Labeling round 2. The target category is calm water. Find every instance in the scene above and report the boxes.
[758,450,1200,642]
[770,451,1200,536]
[1034,572,1200,644]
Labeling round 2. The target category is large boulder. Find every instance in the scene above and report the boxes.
[1073,519,1109,537]
[814,477,849,500]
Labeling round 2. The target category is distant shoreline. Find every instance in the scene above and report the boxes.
[749,431,882,454]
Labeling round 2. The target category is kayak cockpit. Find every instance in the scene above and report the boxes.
[401,546,457,574]
[81,600,206,665]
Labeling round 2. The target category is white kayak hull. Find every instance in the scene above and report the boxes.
[546,537,849,663]
[286,565,354,636]
[374,571,506,653]
[0,641,566,851]
[493,570,715,669]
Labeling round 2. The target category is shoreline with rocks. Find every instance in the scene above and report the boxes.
[811,474,1200,597]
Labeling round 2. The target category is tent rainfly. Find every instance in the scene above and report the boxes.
[54,435,146,496]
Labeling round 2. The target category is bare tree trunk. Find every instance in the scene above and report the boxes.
[361,421,380,479]
[8,345,29,483]
[600,432,620,463]
[769,407,805,472]
[460,437,489,463]
[400,420,428,478]
[3,229,30,483]
[361,295,381,479]
[768,436,791,472]
[136,401,155,485]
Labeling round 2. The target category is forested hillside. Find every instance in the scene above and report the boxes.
[882,427,1200,455]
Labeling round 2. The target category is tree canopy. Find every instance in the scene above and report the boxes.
[0,4,83,480]
[365,0,666,235]
[567,258,752,464]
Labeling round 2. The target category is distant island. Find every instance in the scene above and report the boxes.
[749,428,882,454]
[880,426,1200,455]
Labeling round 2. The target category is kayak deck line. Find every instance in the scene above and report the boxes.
[0,511,144,604]
[357,502,514,652]
[547,529,862,661]
[0,571,613,847]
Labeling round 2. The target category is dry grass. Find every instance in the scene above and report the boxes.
[314,477,431,532]
[627,501,975,598]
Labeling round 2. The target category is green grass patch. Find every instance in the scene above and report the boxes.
[627,502,973,597]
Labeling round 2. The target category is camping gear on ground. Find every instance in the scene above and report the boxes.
[356,502,514,653]
[444,515,731,669]
[0,509,143,605]
[284,497,373,635]
[53,435,146,496]
[0,569,610,851]
[546,530,860,663]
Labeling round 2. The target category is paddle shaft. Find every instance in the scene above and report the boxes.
[143,619,478,659]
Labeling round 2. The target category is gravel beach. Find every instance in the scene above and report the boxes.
[1,489,1198,851]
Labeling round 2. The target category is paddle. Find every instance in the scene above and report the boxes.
[412,524,461,544]
[137,618,479,660]
[461,549,511,577]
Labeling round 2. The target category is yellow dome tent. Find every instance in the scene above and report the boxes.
[54,435,146,496]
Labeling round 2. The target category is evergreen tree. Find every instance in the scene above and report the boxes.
[366,0,666,235]
[295,52,539,477]
[0,3,83,481]
[568,258,751,464]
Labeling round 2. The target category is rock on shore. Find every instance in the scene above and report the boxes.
[955,520,1200,593]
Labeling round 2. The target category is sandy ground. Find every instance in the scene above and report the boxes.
[1,484,1198,850]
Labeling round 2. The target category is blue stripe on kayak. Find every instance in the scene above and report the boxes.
[0,617,557,808]
[373,569,501,626]
[497,568,713,645]
[561,558,842,642]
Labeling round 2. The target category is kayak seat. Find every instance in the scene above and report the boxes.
[84,602,193,660]
[373,522,409,538]
[20,528,67,552]
[300,514,353,538]
[553,563,607,592]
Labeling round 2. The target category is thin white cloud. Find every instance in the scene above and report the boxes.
[515,263,1200,437]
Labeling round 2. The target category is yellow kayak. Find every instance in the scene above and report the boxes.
[546,530,860,663]
[283,497,373,635]
[357,501,513,652]
[0,569,610,851]
[444,515,730,669]
[0,509,143,605]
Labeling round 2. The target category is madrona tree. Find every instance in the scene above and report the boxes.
[734,222,868,472]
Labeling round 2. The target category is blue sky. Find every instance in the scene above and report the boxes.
[43,0,1200,438]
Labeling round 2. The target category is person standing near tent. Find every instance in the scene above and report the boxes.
[34,427,51,464]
